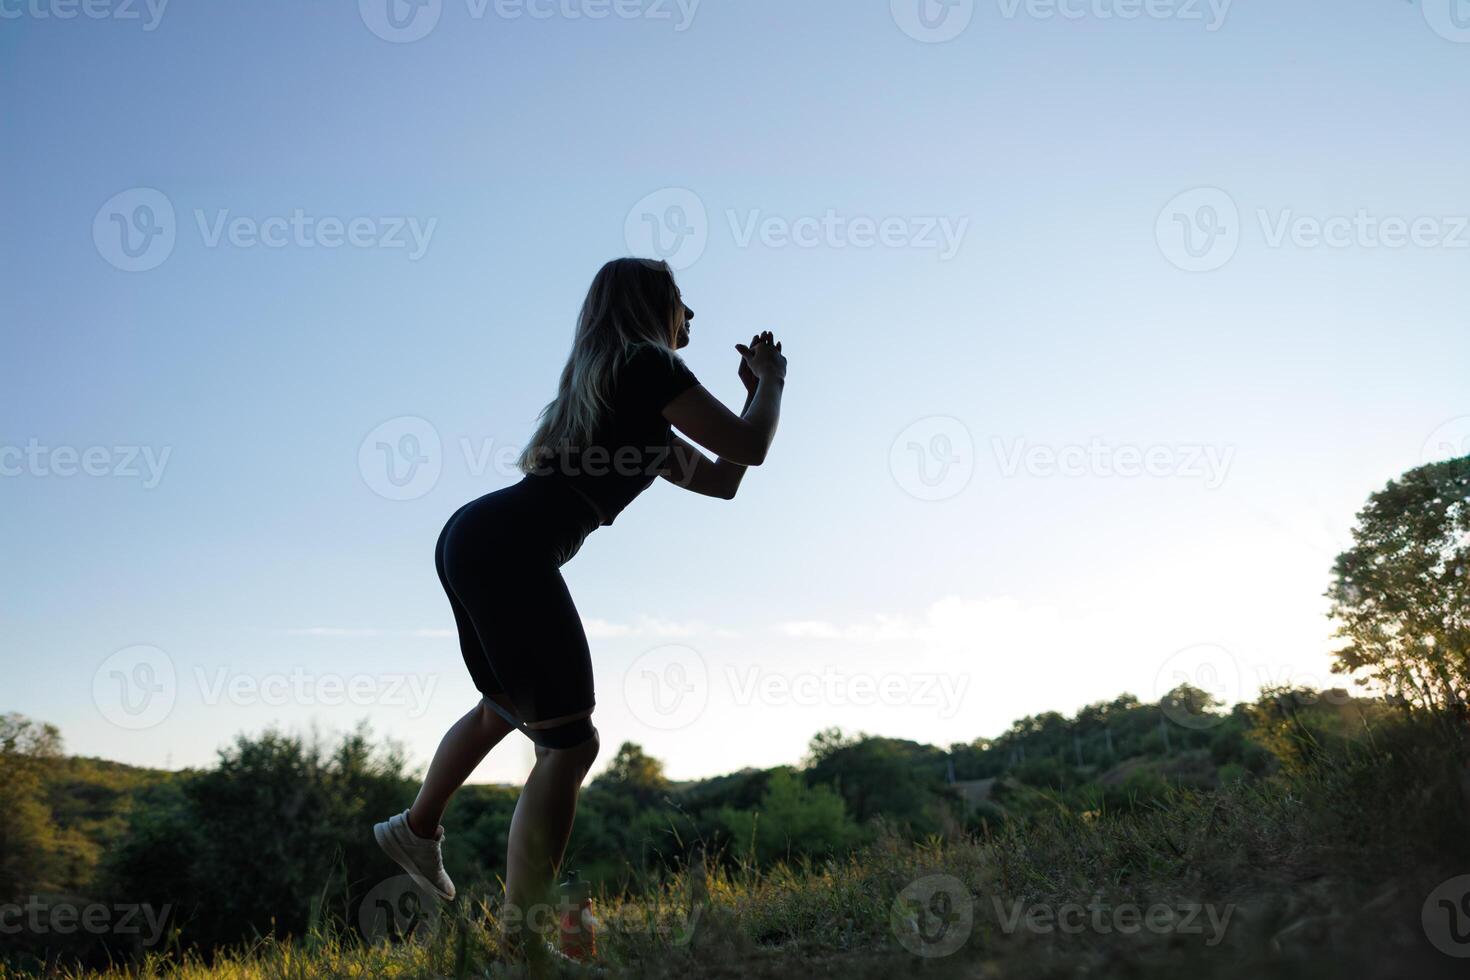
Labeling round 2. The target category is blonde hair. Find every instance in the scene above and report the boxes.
[517,258,684,474]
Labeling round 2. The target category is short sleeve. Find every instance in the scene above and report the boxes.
[625,344,700,411]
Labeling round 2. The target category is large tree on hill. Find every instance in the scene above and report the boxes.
[1327,456,1470,715]
[0,714,64,900]
[594,742,670,806]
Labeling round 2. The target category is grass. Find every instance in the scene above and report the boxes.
[6,712,1466,979]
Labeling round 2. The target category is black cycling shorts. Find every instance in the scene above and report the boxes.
[434,475,601,738]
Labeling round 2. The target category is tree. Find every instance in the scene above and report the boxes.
[101,724,412,949]
[1327,457,1470,714]
[0,714,64,900]
[593,742,670,806]
[804,731,949,833]
[717,768,858,865]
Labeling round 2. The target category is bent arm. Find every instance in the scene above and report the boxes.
[660,434,748,500]
[662,376,783,467]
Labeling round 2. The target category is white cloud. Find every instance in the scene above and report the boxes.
[583,615,735,640]
[280,627,384,638]
[776,615,918,642]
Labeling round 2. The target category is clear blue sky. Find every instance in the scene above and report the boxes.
[3,0,1468,783]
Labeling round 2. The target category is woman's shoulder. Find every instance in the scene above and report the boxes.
[621,342,694,378]
[617,342,700,407]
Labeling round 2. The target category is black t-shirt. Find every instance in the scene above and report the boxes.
[527,343,701,526]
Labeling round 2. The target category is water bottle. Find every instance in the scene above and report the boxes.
[557,869,598,960]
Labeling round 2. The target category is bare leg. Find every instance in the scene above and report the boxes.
[504,726,600,932]
[408,698,515,837]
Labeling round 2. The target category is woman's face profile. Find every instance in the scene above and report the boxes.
[672,296,694,350]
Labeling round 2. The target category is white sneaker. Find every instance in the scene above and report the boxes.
[373,810,455,901]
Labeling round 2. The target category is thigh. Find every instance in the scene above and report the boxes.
[436,511,505,699]
[456,561,595,726]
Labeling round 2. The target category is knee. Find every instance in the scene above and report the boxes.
[534,724,599,773]
[565,727,600,773]
[574,727,601,768]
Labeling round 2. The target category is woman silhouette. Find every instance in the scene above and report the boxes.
[374,258,786,957]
